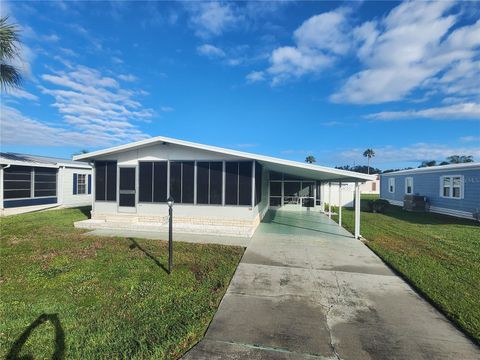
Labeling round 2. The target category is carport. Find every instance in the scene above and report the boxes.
[184,209,480,359]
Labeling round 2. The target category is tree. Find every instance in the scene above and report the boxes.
[72,149,90,156]
[0,16,22,90]
[446,155,474,164]
[305,155,316,164]
[419,160,437,168]
[362,149,375,174]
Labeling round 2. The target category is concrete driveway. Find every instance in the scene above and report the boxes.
[184,210,480,359]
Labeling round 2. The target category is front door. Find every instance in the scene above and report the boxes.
[118,167,136,213]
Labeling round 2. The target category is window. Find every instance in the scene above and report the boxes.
[441,175,463,199]
[3,166,58,199]
[405,177,413,195]
[388,178,395,193]
[139,161,168,203]
[196,162,223,205]
[225,161,253,206]
[95,161,117,201]
[77,174,86,195]
[169,161,194,204]
[372,182,377,191]
[3,166,32,199]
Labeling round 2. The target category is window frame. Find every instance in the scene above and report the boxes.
[388,177,395,193]
[404,177,413,195]
[76,173,87,195]
[440,175,464,199]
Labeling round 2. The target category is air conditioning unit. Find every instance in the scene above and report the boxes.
[403,195,428,212]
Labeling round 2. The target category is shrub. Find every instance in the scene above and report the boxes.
[364,199,389,213]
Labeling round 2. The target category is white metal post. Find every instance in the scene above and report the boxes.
[328,182,332,219]
[354,182,361,239]
[338,181,342,227]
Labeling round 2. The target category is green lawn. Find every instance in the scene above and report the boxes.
[0,207,244,359]
[333,201,480,344]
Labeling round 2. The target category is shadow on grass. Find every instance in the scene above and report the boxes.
[77,206,92,219]
[6,313,65,360]
[128,238,169,274]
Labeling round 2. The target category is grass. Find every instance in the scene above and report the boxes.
[333,198,480,344]
[0,207,244,359]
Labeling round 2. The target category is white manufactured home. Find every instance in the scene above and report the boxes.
[0,153,92,216]
[73,136,374,237]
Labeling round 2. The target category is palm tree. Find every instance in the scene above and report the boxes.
[447,155,474,164]
[363,149,375,174]
[0,16,22,90]
[305,155,316,164]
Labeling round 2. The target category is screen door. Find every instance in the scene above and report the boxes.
[118,167,136,212]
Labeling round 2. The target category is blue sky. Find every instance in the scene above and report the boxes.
[1,0,479,169]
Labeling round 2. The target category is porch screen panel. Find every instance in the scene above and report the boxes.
[225,162,239,205]
[270,182,281,196]
[238,161,252,206]
[95,162,106,200]
[196,162,209,204]
[255,162,262,206]
[209,162,222,205]
[34,167,57,197]
[3,166,32,199]
[139,162,153,202]
[153,162,167,202]
[95,161,116,201]
[182,161,194,204]
[169,162,182,203]
[106,161,117,201]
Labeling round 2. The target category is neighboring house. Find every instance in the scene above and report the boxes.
[0,153,92,215]
[73,136,374,237]
[380,163,480,220]
[360,175,380,194]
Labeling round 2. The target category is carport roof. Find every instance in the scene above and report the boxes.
[73,136,375,182]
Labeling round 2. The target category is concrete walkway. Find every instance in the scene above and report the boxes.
[184,209,479,359]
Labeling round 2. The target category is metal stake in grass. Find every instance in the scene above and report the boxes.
[167,196,174,274]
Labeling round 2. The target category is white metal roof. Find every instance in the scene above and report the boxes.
[380,162,480,176]
[0,152,91,169]
[73,135,375,182]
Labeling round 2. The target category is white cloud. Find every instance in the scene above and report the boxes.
[118,74,138,82]
[186,2,241,38]
[460,136,480,143]
[251,7,349,85]
[0,105,109,147]
[160,106,174,112]
[332,2,480,104]
[34,64,153,146]
[3,88,39,101]
[365,103,480,121]
[246,71,265,83]
[338,143,480,164]
[235,143,257,148]
[197,44,225,58]
[42,34,60,42]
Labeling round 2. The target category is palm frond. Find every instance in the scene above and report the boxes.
[0,16,21,62]
[0,63,22,90]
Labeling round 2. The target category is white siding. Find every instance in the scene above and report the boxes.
[60,167,92,207]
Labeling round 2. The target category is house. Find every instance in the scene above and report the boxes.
[359,174,380,195]
[380,163,480,220]
[73,136,375,237]
[0,153,92,215]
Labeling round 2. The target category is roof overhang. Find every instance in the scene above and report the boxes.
[74,136,376,182]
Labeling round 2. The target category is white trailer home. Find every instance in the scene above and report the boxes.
[73,136,374,237]
[0,153,92,216]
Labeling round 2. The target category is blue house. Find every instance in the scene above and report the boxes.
[380,163,480,220]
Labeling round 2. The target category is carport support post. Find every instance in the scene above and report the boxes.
[328,182,332,219]
[354,182,361,239]
[338,181,342,227]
